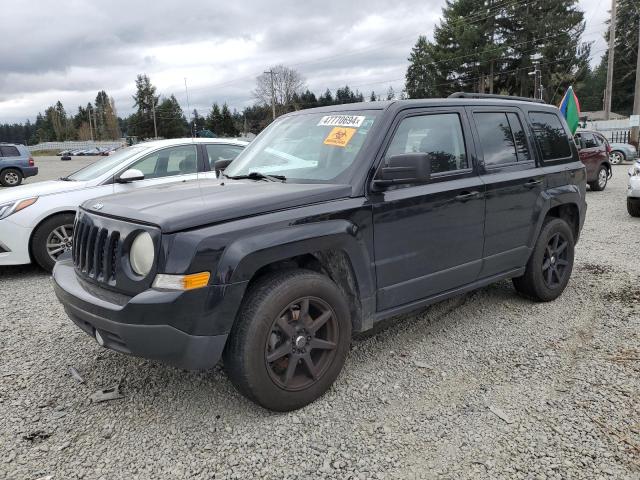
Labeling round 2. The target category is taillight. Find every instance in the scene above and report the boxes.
[28,157,34,166]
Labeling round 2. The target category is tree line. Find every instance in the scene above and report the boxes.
[1,0,636,144]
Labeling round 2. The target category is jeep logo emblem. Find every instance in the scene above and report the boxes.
[93,203,104,210]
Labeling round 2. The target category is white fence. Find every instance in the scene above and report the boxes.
[28,140,124,152]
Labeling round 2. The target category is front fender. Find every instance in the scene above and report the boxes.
[215,220,375,300]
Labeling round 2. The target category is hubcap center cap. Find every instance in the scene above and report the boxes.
[550,256,556,264]
[294,335,307,348]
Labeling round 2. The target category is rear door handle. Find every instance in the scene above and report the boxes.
[455,191,480,202]
[524,179,542,189]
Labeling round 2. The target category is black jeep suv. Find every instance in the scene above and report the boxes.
[53,94,587,411]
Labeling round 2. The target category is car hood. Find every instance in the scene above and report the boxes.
[83,179,353,233]
[0,180,89,203]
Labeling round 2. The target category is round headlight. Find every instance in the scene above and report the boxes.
[129,232,154,276]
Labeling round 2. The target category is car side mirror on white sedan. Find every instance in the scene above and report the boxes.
[117,169,145,183]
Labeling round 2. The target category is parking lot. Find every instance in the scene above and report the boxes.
[0,159,638,479]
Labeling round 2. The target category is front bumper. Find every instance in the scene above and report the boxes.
[0,217,32,265]
[53,259,247,370]
[22,166,38,179]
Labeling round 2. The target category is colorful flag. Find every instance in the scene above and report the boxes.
[559,86,581,134]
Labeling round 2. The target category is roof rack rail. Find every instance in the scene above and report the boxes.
[447,92,546,104]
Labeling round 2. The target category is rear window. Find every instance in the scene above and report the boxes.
[474,112,531,166]
[528,112,572,161]
[0,146,21,157]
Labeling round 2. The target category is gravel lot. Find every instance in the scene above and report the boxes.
[1,163,638,480]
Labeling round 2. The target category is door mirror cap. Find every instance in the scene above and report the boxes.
[117,168,145,183]
[373,153,431,188]
[214,158,233,176]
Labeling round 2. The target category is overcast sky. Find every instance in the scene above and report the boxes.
[0,0,609,124]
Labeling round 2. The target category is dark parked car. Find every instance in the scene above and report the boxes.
[574,130,611,191]
[53,94,587,411]
[0,143,38,187]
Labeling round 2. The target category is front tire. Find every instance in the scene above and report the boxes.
[628,198,640,217]
[588,165,608,191]
[513,218,575,302]
[31,213,76,272]
[0,168,23,187]
[224,269,351,411]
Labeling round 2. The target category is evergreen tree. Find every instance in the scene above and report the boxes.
[603,0,638,114]
[318,89,334,106]
[404,0,590,101]
[574,60,607,112]
[205,103,223,136]
[129,74,159,139]
[220,104,238,137]
[405,36,439,98]
[156,95,188,138]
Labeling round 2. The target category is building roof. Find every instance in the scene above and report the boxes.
[581,110,626,121]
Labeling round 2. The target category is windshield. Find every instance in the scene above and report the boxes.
[224,111,379,182]
[67,146,148,181]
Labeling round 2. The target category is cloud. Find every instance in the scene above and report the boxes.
[0,0,609,123]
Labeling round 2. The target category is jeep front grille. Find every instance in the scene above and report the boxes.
[72,218,120,283]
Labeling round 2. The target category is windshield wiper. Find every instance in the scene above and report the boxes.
[227,172,286,182]
[59,176,74,181]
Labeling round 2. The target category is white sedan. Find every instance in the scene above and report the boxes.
[0,138,247,271]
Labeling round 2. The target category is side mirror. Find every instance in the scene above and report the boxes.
[373,153,431,188]
[117,168,145,183]
[214,158,233,177]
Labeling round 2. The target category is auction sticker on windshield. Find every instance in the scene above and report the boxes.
[317,115,365,128]
[324,127,356,147]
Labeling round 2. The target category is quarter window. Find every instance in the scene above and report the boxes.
[529,112,572,161]
[576,132,597,148]
[0,146,20,157]
[384,113,468,174]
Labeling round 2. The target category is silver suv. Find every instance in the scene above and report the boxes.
[0,143,38,187]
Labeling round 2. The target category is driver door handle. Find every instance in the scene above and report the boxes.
[455,191,480,202]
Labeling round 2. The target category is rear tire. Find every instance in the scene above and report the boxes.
[31,213,76,272]
[588,165,608,191]
[0,168,23,187]
[513,218,575,302]
[609,151,625,165]
[224,269,351,411]
[628,198,640,217]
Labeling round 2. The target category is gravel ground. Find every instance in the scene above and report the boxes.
[1,165,639,480]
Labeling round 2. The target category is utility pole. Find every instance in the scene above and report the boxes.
[631,9,640,146]
[87,106,94,142]
[604,0,617,120]
[528,59,542,100]
[184,77,193,137]
[149,95,158,139]
[264,69,276,120]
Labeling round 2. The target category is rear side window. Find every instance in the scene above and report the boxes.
[528,112,572,161]
[474,112,531,166]
[0,146,21,157]
[576,132,598,148]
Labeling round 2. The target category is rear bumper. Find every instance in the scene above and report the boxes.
[22,166,38,178]
[53,259,246,370]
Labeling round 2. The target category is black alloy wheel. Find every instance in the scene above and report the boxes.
[265,297,339,391]
[541,232,570,288]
